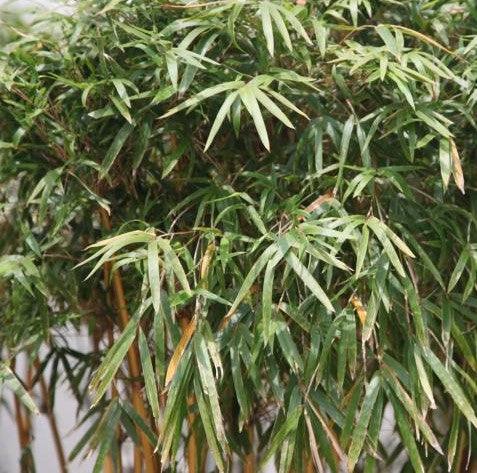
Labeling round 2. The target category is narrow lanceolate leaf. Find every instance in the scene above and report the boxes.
[281,249,334,313]
[415,111,452,138]
[263,258,276,343]
[156,238,191,295]
[0,364,38,414]
[449,138,465,194]
[92,401,122,473]
[376,25,399,56]
[147,238,161,314]
[254,89,294,129]
[439,138,452,190]
[447,247,469,292]
[260,2,274,56]
[355,224,369,277]
[90,312,140,404]
[239,86,270,150]
[421,347,477,428]
[447,409,461,470]
[335,115,354,194]
[266,89,309,119]
[222,243,279,325]
[132,118,151,170]
[382,366,442,453]
[160,81,243,118]
[194,377,226,472]
[204,92,238,151]
[110,95,132,123]
[396,224,445,289]
[194,333,227,444]
[367,217,406,277]
[392,397,425,473]
[101,122,134,177]
[138,329,160,420]
[413,346,436,409]
[260,405,303,467]
[347,375,380,472]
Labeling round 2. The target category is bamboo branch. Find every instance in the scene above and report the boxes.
[34,358,68,473]
[99,208,158,473]
[243,423,255,473]
[12,358,35,473]
[305,459,314,473]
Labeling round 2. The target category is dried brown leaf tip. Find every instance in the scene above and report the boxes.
[450,138,465,194]
[351,295,366,326]
[165,317,197,387]
[299,190,335,221]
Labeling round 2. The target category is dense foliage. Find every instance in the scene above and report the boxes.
[1,0,477,471]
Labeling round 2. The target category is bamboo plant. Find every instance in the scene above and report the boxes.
[1,0,477,471]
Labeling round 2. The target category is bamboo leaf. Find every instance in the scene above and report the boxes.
[0,363,38,414]
[239,86,270,150]
[421,347,477,428]
[147,238,161,314]
[204,92,238,151]
[138,329,160,421]
[101,122,134,178]
[281,248,334,313]
[347,375,381,472]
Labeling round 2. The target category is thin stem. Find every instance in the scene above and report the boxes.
[12,358,35,473]
[99,208,158,473]
[35,358,68,473]
[305,458,314,473]
[243,423,255,473]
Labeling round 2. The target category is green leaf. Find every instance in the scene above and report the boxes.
[101,122,134,178]
[416,110,452,138]
[421,347,477,428]
[194,377,226,471]
[224,243,279,321]
[194,333,227,444]
[376,25,399,56]
[254,88,294,129]
[335,115,354,194]
[367,217,406,277]
[147,238,161,314]
[260,401,302,466]
[391,396,425,473]
[204,92,238,151]
[239,86,270,150]
[347,375,381,472]
[280,247,334,313]
[92,400,122,473]
[90,312,140,405]
[413,346,436,409]
[138,329,160,421]
[447,247,469,292]
[156,238,191,295]
[260,2,274,56]
[439,138,452,190]
[355,224,369,277]
[0,363,38,414]
[132,118,151,170]
[110,95,133,123]
[160,81,243,119]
